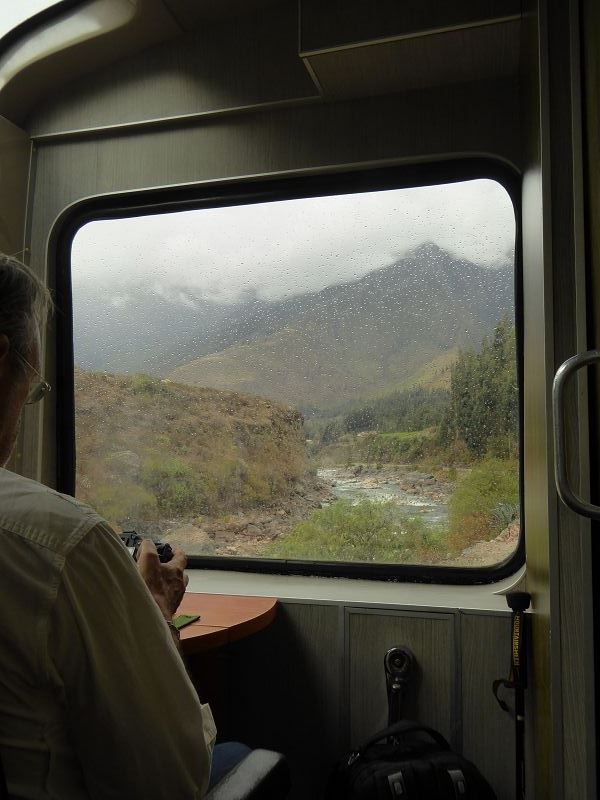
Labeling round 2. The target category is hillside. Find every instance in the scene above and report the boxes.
[74,370,311,533]
[168,244,513,410]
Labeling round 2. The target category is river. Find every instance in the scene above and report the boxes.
[317,466,449,526]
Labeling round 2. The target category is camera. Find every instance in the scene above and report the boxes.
[119,531,174,563]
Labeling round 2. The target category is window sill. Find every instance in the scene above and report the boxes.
[185,565,525,612]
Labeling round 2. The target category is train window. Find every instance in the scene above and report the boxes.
[69,175,520,577]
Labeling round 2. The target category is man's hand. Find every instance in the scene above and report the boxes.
[137,539,189,622]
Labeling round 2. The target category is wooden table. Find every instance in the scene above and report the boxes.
[176,593,277,655]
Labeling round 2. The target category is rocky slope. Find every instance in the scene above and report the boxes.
[74,370,312,533]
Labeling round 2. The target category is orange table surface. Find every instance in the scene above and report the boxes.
[175,593,277,655]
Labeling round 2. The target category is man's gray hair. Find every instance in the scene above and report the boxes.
[0,254,53,373]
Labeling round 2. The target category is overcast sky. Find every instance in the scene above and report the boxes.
[71,178,515,304]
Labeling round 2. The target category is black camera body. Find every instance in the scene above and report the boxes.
[120,531,174,563]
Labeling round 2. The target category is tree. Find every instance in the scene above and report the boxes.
[440,317,518,457]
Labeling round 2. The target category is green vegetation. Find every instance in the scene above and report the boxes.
[140,457,214,516]
[93,481,158,523]
[343,388,450,435]
[312,319,518,467]
[307,387,450,451]
[362,430,430,463]
[438,317,517,458]
[275,318,520,562]
[262,499,444,563]
[447,458,519,550]
[264,457,518,564]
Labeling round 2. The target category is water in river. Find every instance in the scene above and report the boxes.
[317,467,449,527]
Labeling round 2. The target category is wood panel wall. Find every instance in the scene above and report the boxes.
[225,603,513,800]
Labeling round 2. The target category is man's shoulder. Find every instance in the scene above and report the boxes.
[0,468,106,554]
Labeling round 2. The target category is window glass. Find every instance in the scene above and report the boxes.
[71,178,519,570]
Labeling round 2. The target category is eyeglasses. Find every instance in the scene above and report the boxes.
[13,351,51,405]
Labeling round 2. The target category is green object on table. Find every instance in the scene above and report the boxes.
[173,614,201,629]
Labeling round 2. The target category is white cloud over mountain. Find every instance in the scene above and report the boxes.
[72,178,515,304]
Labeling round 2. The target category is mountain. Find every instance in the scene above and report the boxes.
[168,243,514,411]
[73,284,248,374]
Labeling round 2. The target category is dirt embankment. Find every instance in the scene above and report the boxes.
[162,478,333,556]
[440,520,520,567]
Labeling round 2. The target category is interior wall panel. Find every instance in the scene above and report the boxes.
[29,80,519,250]
[0,116,29,257]
[28,1,318,137]
[299,0,521,54]
[541,1,596,796]
[460,612,515,800]
[306,23,519,99]
[0,116,32,478]
[346,609,456,746]
[223,605,513,800]
[223,602,342,800]
[520,0,554,793]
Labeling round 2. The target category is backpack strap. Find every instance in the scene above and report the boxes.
[348,720,451,764]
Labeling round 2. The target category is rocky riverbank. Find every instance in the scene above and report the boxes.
[318,463,457,505]
[161,477,333,556]
[160,462,519,568]
[161,463,457,557]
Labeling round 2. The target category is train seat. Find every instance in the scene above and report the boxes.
[0,749,290,799]
[206,749,291,799]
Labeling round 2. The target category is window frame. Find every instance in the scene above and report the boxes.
[51,157,524,584]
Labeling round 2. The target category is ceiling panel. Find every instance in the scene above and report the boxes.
[300,0,521,54]
[305,19,520,100]
[163,0,277,29]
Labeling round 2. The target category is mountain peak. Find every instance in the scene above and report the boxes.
[410,241,447,258]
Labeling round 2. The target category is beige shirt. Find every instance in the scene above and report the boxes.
[0,468,216,799]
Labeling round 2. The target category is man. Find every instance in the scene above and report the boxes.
[0,254,240,798]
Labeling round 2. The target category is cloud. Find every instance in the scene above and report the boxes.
[71,178,515,302]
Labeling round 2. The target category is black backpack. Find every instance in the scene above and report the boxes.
[327,719,497,799]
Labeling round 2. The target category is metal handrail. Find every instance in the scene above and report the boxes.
[552,350,600,520]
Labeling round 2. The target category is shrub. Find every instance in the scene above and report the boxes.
[262,499,444,563]
[447,458,519,551]
[93,481,157,525]
[242,464,272,506]
[141,457,212,515]
[131,374,160,394]
[362,431,428,464]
